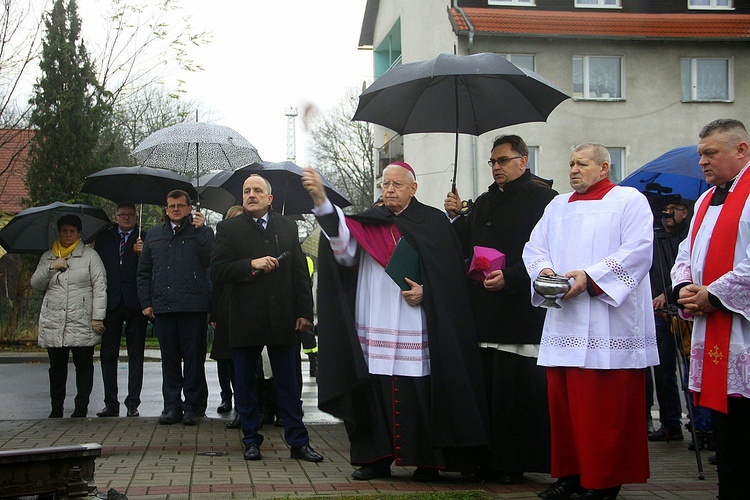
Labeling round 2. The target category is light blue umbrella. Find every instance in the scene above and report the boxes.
[620,145,710,203]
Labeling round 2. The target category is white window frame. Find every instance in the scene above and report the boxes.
[498,53,535,72]
[688,0,733,10]
[488,0,536,5]
[607,147,625,183]
[574,0,621,8]
[573,55,625,100]
[526,147,539,175]
[681,57,734,102]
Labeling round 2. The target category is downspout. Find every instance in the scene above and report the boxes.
[455,6,479,199]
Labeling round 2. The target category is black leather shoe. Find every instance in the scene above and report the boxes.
[708,454,717,465]
[648,427,684,442]
[217,400,232,413]
[538,476,585,499]
[290,444,324,462]
[351,464,391,480]
[579,485,621,499]
[158,409,183,425]
[126,406,139,417]
[96,406,119,418]
[48,409,63,419]
[274,415,285,427]
[226,414,241,429]
[243,443,262,461]
[182,412,197,426]
[71,408,87,418]
[412,467,440,482]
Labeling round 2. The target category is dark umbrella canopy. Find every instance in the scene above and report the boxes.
[193,170,240,215]
[81,165,198,206]
[353,52,569,136]
[132,122,262,179]
[353,52,570,189]
[221,161,352,216]
[0,202,111,254]
[619,145,709,203]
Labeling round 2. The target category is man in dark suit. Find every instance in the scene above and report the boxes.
[137,190,213,426]
[95,202,148,418]
[211,174,323,463]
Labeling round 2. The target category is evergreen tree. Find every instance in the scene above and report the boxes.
[25,0,112,206]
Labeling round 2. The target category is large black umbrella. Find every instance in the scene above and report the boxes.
[0,202,111,254]
[81,165,198,234]
[193,170,239,215]
[352,52,570,190]
[220,161,352,216]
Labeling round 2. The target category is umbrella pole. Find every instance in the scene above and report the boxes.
[451,75,459,193]
[139,203,143,239]
[195,142,201,211]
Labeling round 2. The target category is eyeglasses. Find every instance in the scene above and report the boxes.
[116,213,136,218]
[167,203,189,211]
[380,180,412,190]
[665,206,688,213]
[488,156,523,167]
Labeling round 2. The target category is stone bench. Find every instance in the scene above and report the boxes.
[0,443,101,498]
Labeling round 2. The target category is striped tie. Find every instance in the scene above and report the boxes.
[119,232,128,258]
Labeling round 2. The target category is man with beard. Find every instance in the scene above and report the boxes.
[445,135,556,483]
[302,163,488,482]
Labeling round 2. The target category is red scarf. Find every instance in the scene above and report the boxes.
[689,170,750,413]
[568,178,616,202]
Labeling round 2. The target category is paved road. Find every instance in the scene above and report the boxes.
[0,352,338,424]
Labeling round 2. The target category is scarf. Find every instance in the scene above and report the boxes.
[52,239,79,259]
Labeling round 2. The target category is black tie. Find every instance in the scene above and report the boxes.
[173,224,180,235]
[257,218,265,231]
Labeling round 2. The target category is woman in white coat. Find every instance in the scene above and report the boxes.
[31,214,107,418]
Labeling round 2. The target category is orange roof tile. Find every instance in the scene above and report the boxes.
[0,129,34,215]
[450,7,750,40]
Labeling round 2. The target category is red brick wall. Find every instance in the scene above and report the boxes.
[0,129,34,215]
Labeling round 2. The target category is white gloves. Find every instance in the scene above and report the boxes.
[49,257,68,271]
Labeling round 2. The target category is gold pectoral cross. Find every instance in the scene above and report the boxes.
[708,345,724,365]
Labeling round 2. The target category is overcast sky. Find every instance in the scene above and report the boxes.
[67,0,373,166]
[180,1,373,165]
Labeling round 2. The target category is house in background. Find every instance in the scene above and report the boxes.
[359,0,750,207]
[0,128,33,215]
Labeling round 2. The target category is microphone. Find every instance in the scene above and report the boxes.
[252,251,291,277]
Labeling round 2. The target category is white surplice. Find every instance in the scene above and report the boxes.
[671,167,750,398]
[313,200,430,377]
[522,185,658,369]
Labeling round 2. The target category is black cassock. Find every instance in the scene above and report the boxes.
[315,198,488,469]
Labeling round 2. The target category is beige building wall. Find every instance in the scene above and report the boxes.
[367,1,750,209]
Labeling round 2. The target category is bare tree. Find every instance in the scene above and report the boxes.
[307,88,374,213]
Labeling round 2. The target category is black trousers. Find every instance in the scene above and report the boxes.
[100,302,147,409]
[233,344,309,448]
[47,346,95,412]
[216,358,235,401]
[154,312,208,414]
[712,397,750,500]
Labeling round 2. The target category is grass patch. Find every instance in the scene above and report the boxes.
[318,493,489,500]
